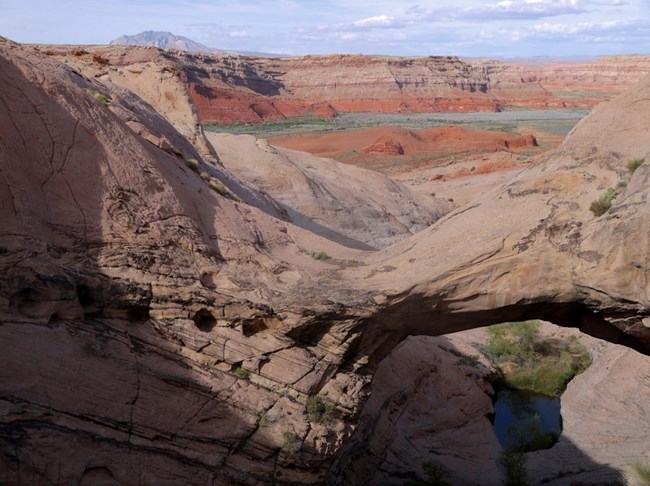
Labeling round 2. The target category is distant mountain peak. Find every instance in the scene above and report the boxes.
[110,31,215,53]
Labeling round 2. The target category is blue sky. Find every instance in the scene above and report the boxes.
[1,0,649,57]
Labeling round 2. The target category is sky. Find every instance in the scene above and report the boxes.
[1,0,649,58]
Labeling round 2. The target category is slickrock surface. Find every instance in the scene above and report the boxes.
[207,133,452,249]
[41,44,218,160]
[0,39,369,485]
[528,341,650,484]
[345,75,650,365]
[2,37,650,485]
[329,331,501,485]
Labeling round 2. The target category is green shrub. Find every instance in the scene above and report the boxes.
[93,92,109,106]
[485,321,540,366]
[627,158,644,173]
[258,412,270,428]
[589,187,616,216]
[305,395,337,423]
[506,349,590,396]
[300,248,332,261]
[483,321,591,396]
[626,460,650,485]
[210,182,228,196]
[281,431,301,457]
[499,451,530,486]
[232,365,250,380]
[200,171,211,181]
[405,460,452,486]
[185,159,199,171]
[422,461,452,486]
[456,355,480,367]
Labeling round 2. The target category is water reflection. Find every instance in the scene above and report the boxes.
[493,388,561,452]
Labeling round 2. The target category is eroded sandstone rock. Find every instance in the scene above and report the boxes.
[1,37,650,485]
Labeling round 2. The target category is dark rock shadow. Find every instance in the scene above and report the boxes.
[325,334,625,486]
[0,44,259,485]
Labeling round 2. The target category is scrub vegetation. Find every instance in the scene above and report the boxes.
[481,320,591,397]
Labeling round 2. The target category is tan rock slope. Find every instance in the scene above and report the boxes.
[208,133,452,249]
[344,74,650,365]
[0,38,363,485]
[41,44,219,159]
[1,37,650,485]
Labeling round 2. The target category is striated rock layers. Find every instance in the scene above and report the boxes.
[185,54,650,123]
[44,45,650,124]
[1,37,650,485]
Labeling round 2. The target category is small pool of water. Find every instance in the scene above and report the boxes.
[493,388,562,451]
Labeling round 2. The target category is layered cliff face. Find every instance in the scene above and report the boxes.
[45,45,650,125]
[184,53,650,123]
[2,38,650,486]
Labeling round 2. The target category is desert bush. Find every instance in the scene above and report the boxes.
[589,187,616,216]
[456,354,480,367]
[232,365,250,380]
[93,92,109,106]
[200,171,211,181]
[300,248,331,261]
[405,460,452,486]
[485,320,540,366]
[210,182,228,196]
[506,348,590,396]
[92,54,110,66]
[305,395,337,423]
[628,158,644,173]
[281,431,301,457]
[185,159,199,171]
[499,451,530,486]
[483,321,590,396]
[258,412,272,428]
[624,460,650,485]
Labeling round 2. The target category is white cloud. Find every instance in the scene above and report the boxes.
[353,15,395,28]
[532,18,637,34]
[229,30,249,38]
[406,0,586,22]
[320,13,401,33]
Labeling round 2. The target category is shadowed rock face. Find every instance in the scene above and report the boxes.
[1,38,650,485]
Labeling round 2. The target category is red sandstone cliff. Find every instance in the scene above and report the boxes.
[46,45,650,124]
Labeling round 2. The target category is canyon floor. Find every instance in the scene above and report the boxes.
[1,39,650,485]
